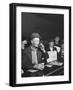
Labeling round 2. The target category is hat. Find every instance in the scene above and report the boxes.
[30,33,41,40]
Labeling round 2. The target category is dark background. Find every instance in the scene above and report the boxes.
[21,12,64,41]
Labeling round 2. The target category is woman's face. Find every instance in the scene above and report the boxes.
[49,42,54,47]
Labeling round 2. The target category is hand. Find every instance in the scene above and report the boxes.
[39,43,46,53]
[33,63,45,70]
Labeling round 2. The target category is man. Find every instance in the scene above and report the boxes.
[22,33,48,77]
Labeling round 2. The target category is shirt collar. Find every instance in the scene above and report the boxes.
[30,45,37,51]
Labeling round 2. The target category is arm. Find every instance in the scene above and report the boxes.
[22,50,34,71]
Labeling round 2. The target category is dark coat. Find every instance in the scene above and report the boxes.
[22,46,48,71]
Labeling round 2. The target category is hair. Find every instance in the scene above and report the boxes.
[30,33,41,40]
[48,39,54,44]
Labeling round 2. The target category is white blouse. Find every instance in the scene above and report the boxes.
[47,47,57,63]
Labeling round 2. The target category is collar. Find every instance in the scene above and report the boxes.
[30,45,37,51]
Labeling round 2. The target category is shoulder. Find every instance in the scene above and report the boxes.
[53,47,57,51]
[46,47,50,51]
[22,46,31,54]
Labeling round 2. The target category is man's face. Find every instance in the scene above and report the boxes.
[31,38,40,48]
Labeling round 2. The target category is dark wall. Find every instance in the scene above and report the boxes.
[22,12,64,41]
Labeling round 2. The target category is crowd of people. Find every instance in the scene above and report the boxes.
[21,33,64,77]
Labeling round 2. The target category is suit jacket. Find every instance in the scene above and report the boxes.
[22,46,48,71]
